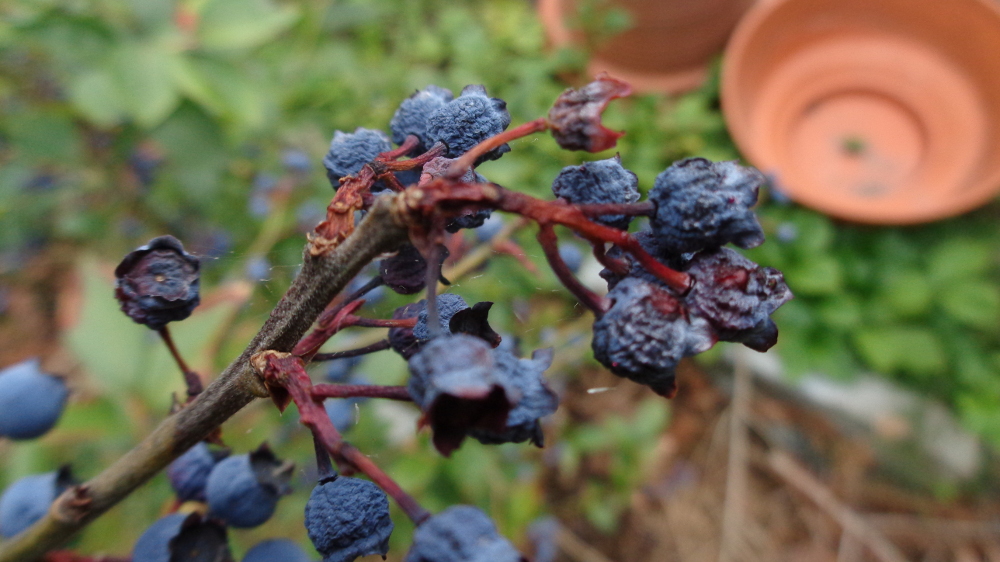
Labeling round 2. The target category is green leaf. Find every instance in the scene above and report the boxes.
[68,69,127,127]
[880,272,932,318]
[928,239,994,284]
[937,280,1000,332]
[783,255,842,296]
[110,41,180,128]
[197,0,300,51]
[852,326,946,377]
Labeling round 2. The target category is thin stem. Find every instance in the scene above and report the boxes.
[592,242,628,276]
[378,171,407,192]
[423,243,443,338]
[377,135,420,160]
[344,316,417,329]
[257,352,429,524]
[575,200,655,218]
[312,339,391,362]
[383,143,446,171]
[157,326,203,397]
[538,225,607,315]
[447,119,548,178]
[311,384,412,401]
[313,433,337,482]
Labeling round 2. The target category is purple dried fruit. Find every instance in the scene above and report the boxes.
[550,156,640,229]
[114,235,201,330]
[547,74,631,153]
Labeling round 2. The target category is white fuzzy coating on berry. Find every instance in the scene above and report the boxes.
[390,85,454,151]
[304,477,393,562]
[649,158,765,254]
[323,127,392,190]
[425,85,511,161]
[551,156,640,229]
[413,293,471,341]
[685,247,792,333]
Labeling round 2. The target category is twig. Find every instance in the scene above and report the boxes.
[157,326,204,397]
[447,118,549,177]
[312,339,391,361]
[537,224,607,315]
[311,384,412,401]
[0,196,409,562]
[765,450,909,562]
[718,351,752,562]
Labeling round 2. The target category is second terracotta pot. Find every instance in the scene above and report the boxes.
[540,0,755,94]
[722,0,1000,224]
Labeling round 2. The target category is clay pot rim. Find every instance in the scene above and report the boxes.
[721,0,1000,224]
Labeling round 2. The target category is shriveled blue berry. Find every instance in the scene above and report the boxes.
[282,149,312,174]
[379,244,448,295]
[648,158,765,254]
[685,247,792,335]
[0,467,73,538]
[115,235,201,330]
[425,85,511,162]
[551,156,640,229]
[390,85,454,153]
[413,293,470,341]
[407,335,511,456]
[404,505,524,562]
[468,348,558,447]
[323,128,392,190]
[0,358,68,440]
[167,442,229,502]
[591,277,715,397]
[243,539,311,562]
[304,477,393,562]
[205,445,293,528]
[132,512,231,562]
[388,302,424,360]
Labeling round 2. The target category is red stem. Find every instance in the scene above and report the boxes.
[575,200,655,218]
[383,143,446,171]
[258,353,430,524]
[157,326,203,397]
[447,118,549,178]
[378,135,420,160]
[344,316,417,329]
[537,225,608,315]
[312,339,391,361]
[312,384,412,401]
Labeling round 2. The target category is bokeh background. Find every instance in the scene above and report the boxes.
[2,0,1000,560]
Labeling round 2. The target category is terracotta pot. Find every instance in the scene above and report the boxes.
[539,0,755,94]
[722,0,1000,224]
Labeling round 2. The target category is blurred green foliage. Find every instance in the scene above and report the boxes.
[2,0,1000,557]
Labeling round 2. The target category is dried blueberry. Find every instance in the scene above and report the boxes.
[379,244,448,295]
[388,302,425,360]
[591,277,715,397]
[114,235,201,330]
[132,512,232,562]
[648,158,765,255]
[390,85,454,153]
[205,445,293,528]
[167,442,229,502]
[551,156,640,229]
[242,539,311,562]
[404,505,525,562]
[425,85,511,162]
[547,74,631,153]
[0,467,73,538]
[323,128,392,190]
[413,293,470,341]
[407,335,512,456]
[468,348,558,447]
[0,358,68,440]
[304,477,393,562]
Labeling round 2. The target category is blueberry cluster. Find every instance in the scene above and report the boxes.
[586,158,791,396]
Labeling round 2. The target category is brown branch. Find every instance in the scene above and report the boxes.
[0,196,409,562]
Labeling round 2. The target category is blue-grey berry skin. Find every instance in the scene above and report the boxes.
[390,85,454,153]
[242,539,312,562]
[0,358,68,440]
[591,277,715,397]
[558,243,584,274]
[413,294,470,341]
[468,348,558,447]
[304,477,393,562]
[475,214,505,243]
[550,156,640,229]
[0,469,70,538]
[132,512,231,562]
[648,158,765,255]
[404,506,524,562]
[167,442,227,502]
[132,513,188,562]
[425,85,511,162]
[323,128,392,190]
[206,451,290,529]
